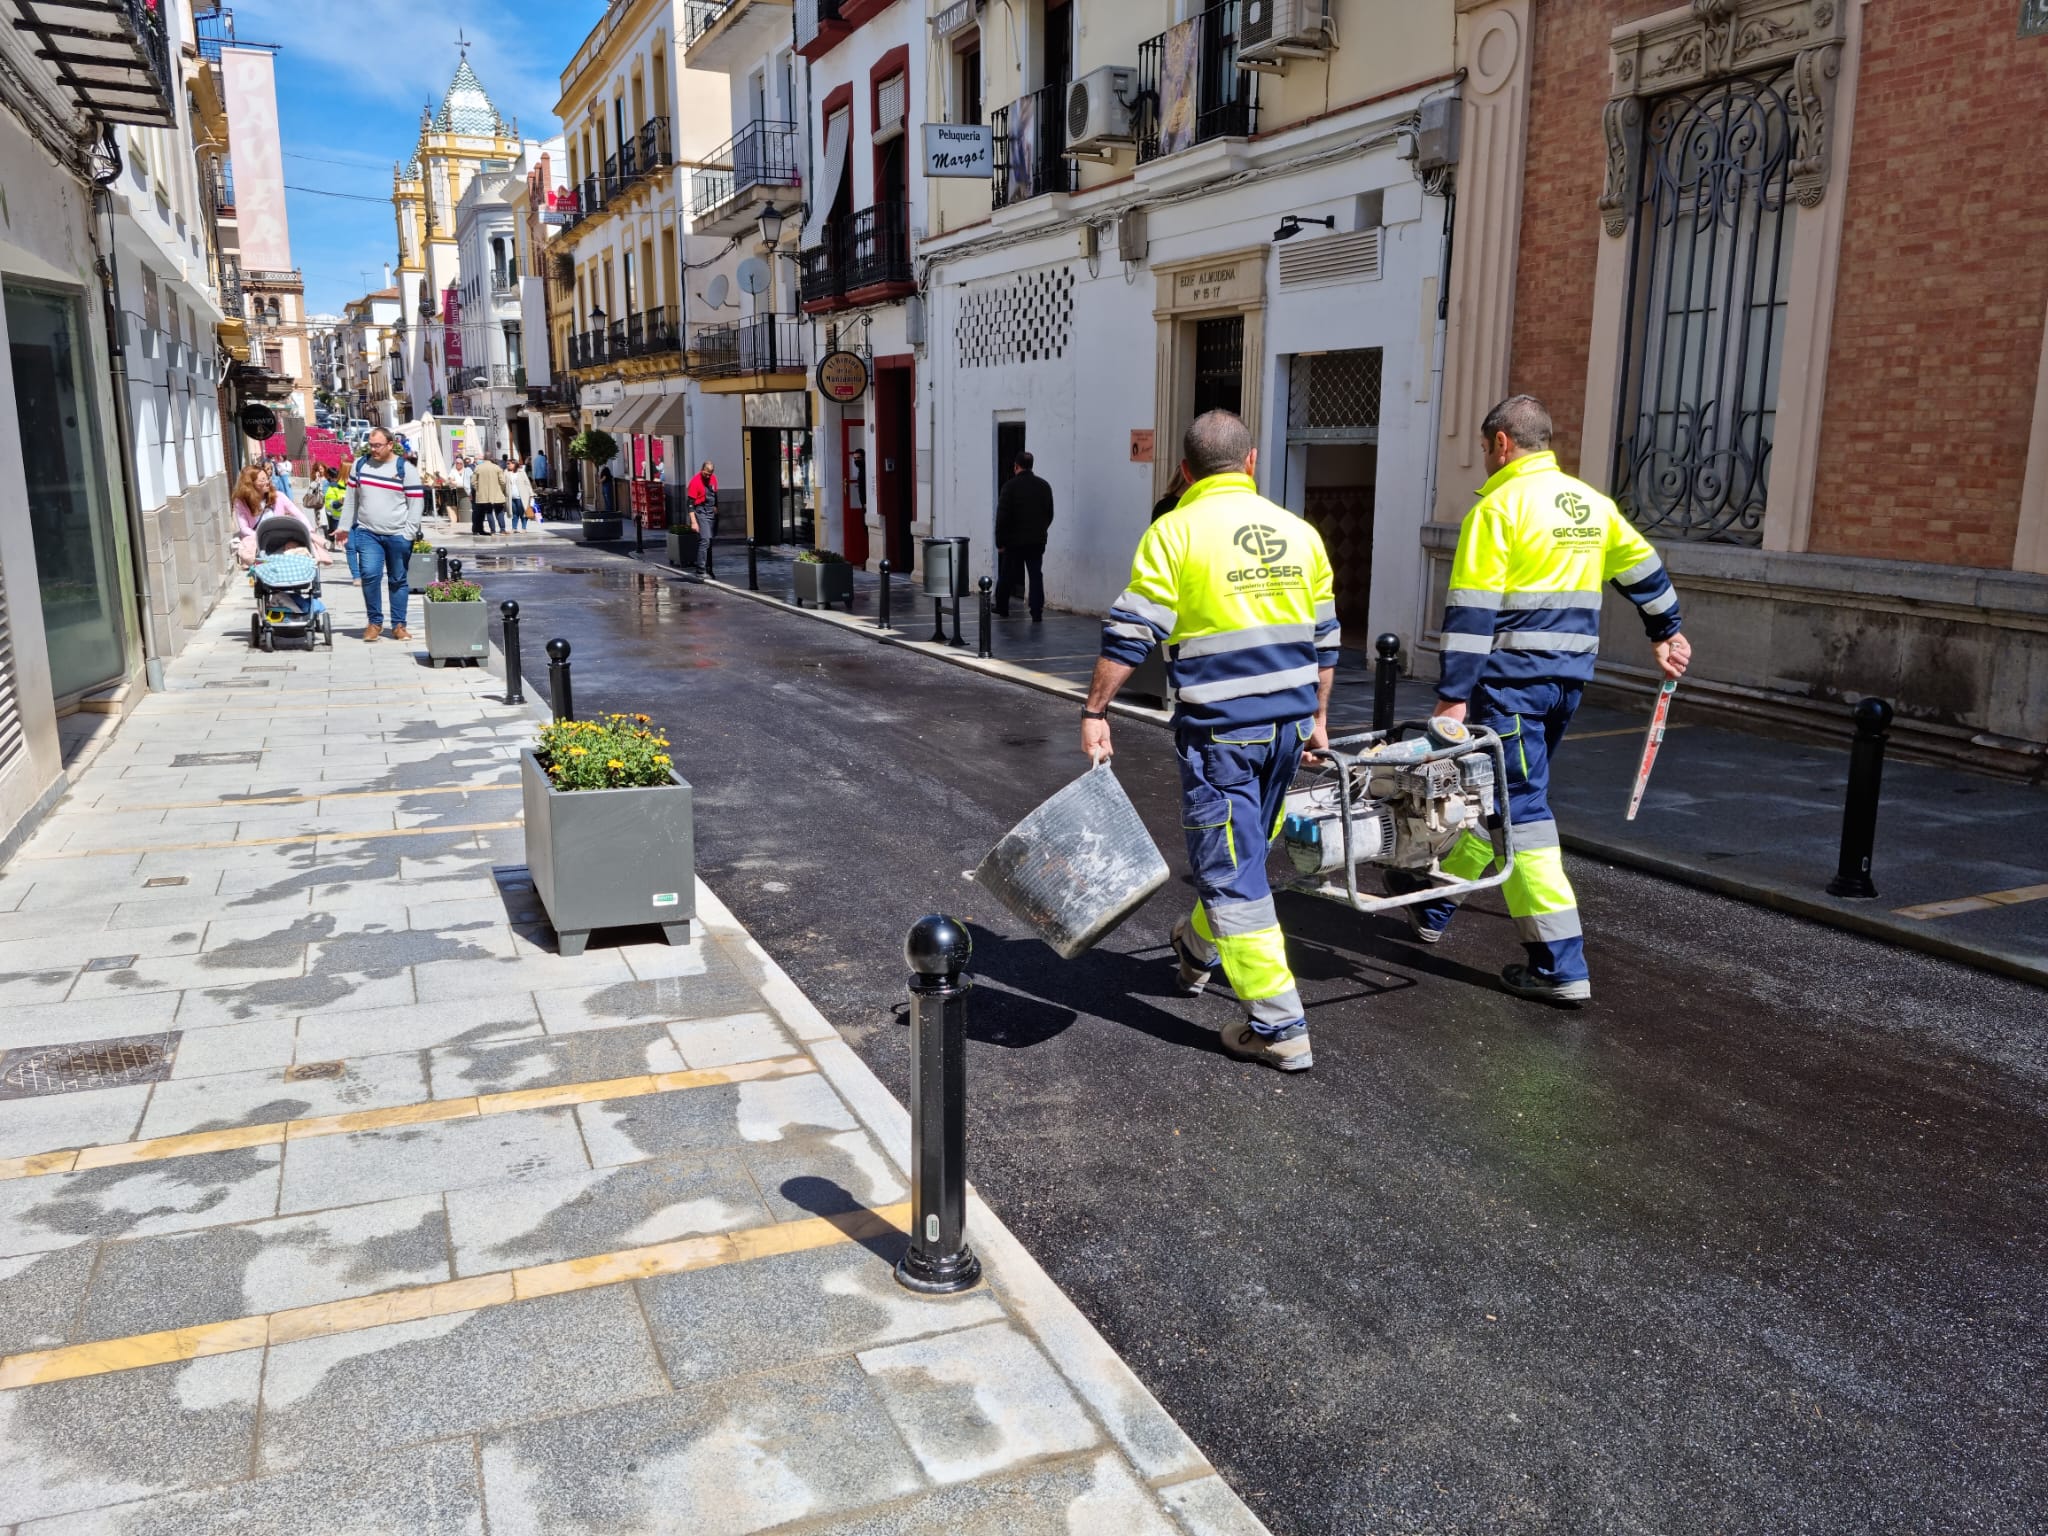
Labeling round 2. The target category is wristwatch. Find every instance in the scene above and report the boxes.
[1081,709,1109,721]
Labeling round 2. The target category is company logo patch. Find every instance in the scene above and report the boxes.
[1234,524,1289,562]
[1555,492,1592,524]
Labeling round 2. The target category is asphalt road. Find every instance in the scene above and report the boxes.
[477,553,2047,1536]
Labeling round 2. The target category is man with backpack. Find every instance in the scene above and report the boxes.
[335,427,426,642]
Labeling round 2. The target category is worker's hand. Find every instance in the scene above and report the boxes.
[1433,699,1468,723]
[1654,632,1692,681]
[1081,716,1113,764]
[1305,718,1330,760]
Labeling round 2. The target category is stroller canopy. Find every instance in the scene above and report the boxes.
[254,512,314,556]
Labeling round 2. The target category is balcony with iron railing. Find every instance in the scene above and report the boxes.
[13,0,178,128]
[216,258,244,320]
[691,121,803,237]
[637,117,673,176]
[991,82,1074,209]
[801,201,913,312]
[620,306,681,359]
[798,228,847,312]
[1137,0,1258,165]
[570,329,610,370]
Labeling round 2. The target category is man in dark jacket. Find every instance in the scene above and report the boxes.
[993,451,1054,620]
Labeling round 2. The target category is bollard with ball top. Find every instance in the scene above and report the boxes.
[546,638,575,723]
[1372,633,1402,735]
[1827,696,1892,899]
[877,559,892,631]
[500,601,524,705]
[895,914,981,1295]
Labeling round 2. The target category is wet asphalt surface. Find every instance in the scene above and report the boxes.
[477,552,2045,1536]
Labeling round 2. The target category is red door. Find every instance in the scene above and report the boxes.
[840,417,868,566]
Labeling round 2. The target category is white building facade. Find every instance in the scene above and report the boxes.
[918,0,1455,638]
[450,169,528,454]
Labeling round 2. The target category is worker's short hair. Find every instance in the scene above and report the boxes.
[1015,450,1034,471]
[1183,410,1253,479]
[1480,395,1552,451]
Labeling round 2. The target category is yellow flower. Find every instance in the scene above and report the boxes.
[568,746,588,757]
[654,754,670,765]
[607,759,624,770]
[634,714,650,724]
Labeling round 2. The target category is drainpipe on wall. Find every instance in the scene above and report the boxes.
[92,170,165,693]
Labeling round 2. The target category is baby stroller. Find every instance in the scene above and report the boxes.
[248,513,332,651]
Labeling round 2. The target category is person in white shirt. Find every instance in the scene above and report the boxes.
[505,458,536,532]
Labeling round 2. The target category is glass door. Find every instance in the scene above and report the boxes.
[5,284,129,699]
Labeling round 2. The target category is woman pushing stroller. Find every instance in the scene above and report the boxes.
[233,465,334,568]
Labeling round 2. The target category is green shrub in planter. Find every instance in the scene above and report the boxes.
[793,548,854,610]
[406,536,437,592]
[523,713,693,955]
[422,578,487,667]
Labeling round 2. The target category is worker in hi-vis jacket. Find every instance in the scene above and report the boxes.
[1082,410,1339,1074]
[1396,394,1693,1005]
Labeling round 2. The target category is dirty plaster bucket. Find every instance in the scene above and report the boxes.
[974,763,1170,960]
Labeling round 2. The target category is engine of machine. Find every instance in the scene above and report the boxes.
[1281,721,1497,878]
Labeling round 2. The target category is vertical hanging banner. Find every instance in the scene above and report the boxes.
[1157,20,1200,158]
[443,287,464,374]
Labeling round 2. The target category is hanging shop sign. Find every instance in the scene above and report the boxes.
[238,402,278,439]
[816,350,870,404]
[923,122,994,179]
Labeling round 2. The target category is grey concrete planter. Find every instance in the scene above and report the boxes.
[520,749,693,956]
[423,599,489,667]
[793,559,853,610]
[582,515,624,542]
[667,527,700,568]
[406,550,437,591]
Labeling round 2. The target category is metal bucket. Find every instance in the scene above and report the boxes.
[974,764,1170,959]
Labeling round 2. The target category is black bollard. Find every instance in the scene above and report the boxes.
[634,511,644,555]
[501,601,524,704]
[449,557,463,584]
[877,559,892,631]
[436,547,450,583]
[1827,697,1892,899]
[1373,633,1402,735]
[546,638,574,723]
[895,915,981,1295]
[977,576,992,658]
[747,538,758,592]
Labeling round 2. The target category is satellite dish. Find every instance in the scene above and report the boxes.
[736,257,771,296]
[703,274,731,310]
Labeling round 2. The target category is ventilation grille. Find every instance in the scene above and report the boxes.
[955,266,1076,369]
[0,560,21,773]
[1277,229,1380,288]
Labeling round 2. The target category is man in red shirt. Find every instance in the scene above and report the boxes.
[686,461,718,577]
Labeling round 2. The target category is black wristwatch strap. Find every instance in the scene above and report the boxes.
[1081,709,1109,721]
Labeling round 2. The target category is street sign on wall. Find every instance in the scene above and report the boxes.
[924,123,994,179]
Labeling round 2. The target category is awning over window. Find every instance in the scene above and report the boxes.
[807,109,851,244]
[643,395,691,436]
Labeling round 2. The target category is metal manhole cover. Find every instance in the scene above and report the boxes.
[285,1061,344,1082]
[0,1032,181,1100]
[172,751,263,768]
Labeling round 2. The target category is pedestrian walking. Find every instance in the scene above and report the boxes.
[686,461,718,575]
[599,464,616,515]
[993,450,1054,620]
[271,456,293,501]
[319,464,347,539]
[532,445,550,489]
[506,457,535,532]
[471,454,507,537]
[1083,410,1339,1073]
[1396,394,1692,1005]
[335,425,426,643]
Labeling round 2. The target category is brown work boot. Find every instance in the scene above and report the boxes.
[362,624,382,642]
[389,624,412,641]
[1219,1019,1314,1073]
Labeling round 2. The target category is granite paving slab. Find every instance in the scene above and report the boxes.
[577,1072,859,1167]
[293,993,542,1062]
[274,1105,589,1213]
[0,1145,284,1256]
[0,1083,154,1161]
[425,1020,684,1098]
[137,1050,429,1138]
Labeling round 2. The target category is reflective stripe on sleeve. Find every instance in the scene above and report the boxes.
[1447,588,1505,610]
[1105,621,1154,644]
[1642,588,1679,616]
[1314,600,1338,622]
[1175,664,1322,705]
[1442,633,1492,654]
[1177,622,1315,659]
[1112,591,1177,634]
[1614,554,1664,586]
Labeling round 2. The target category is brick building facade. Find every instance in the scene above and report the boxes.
[1431,0,2048,773]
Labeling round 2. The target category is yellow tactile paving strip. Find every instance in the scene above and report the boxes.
[0,1056,816,1183]
[0,1201,914,1391]
[1894,881,2048,921]
[17,819,525,860]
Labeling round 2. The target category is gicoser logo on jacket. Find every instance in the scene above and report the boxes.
[1552,491,1602,542]
[1228,523,1304,588]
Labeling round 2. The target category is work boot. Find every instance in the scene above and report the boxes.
[389,624,412,641]
[1169,917,1214,997]
[362,624,382,643]
[1219,1019,1314,1073]
[1383,868,1445,944]
[1502,963,1591,1008]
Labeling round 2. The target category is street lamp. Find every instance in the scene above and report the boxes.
[757,201,785,248]
[589,303,606,329]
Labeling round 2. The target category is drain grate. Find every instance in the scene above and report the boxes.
[172,751,263,768]
[143,875,189,888]
[0,1032,181,1100]
[285,1060,344,1082]
[83,954,138,972]
[201,679,277,689]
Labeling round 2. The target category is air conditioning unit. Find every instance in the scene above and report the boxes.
[1239,0,1337,70]
[1066,66,1138,160]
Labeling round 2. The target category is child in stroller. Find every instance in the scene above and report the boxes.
[249,513,333,650]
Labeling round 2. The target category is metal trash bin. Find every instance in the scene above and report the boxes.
[921,536,971,598]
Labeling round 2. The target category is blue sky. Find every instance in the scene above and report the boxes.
[226,0,605,315]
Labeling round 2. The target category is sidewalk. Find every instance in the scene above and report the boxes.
[636,542,2048,988]
[0,572,1265,1533]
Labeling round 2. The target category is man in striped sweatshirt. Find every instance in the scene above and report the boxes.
[1084,411,1340,1073]
[1403,394,1692,1004]
[335,426,426,643]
